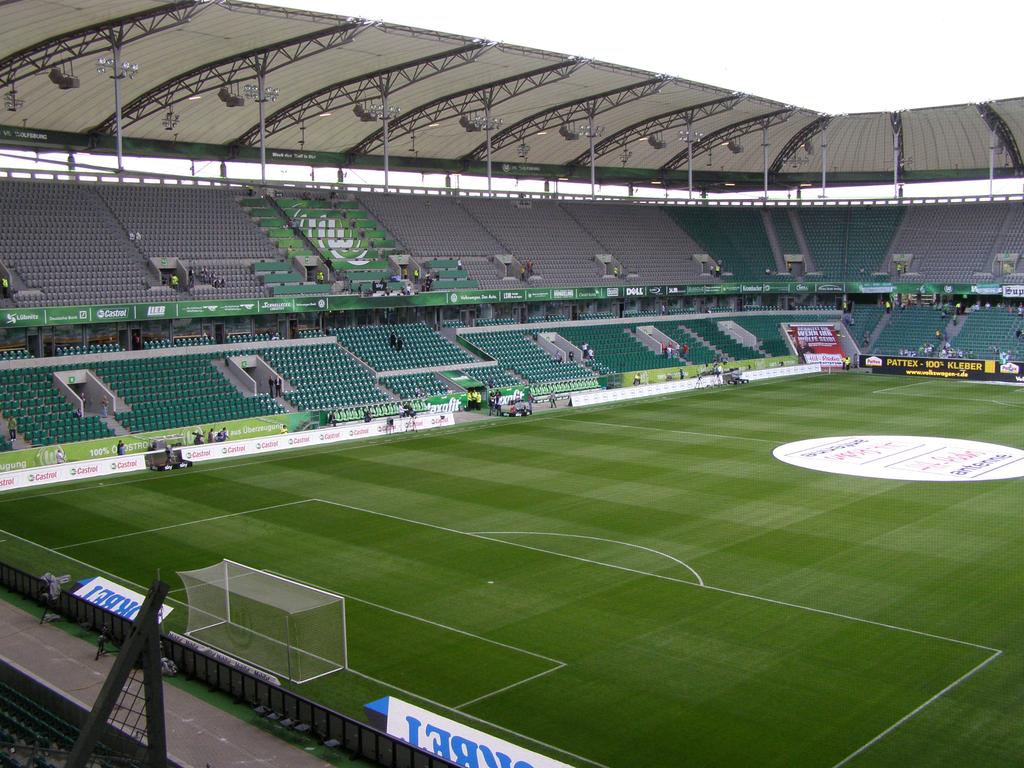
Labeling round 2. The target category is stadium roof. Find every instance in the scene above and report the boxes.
[1,0,1022,190]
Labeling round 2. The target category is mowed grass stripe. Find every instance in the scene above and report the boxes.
[1,374,1020,766]
[52,491,993,768]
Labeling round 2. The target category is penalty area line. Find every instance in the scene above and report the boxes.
[452,662,567,710]
[52,498,317,551]
[830,649,1003,768]
[262,565,565,667]
[313,498,1000,653]
[472,531,704,586]
[344,667,609,768]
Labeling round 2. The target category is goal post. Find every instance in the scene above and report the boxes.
[177,559,347,684]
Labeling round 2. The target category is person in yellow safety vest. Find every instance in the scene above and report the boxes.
[843,355,851,370]
[0,276,8,298]
[170,273,179,289]
[413,267,420,282]
[520,265,526,281]
[613,265,620,278]
[316,270,325,284]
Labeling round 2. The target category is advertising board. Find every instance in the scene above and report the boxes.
[859,355,1024,383]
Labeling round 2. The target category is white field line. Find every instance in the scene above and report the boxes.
[0,419,507,503]
[830,649,1003,768]
[0,495,1004,767]
[314,499,706,590]
[263,565,564,666]
[562,419,779,445]
[453,662,567,710]
[0,509,575,755]
[310,499,999,653]
[52,499,314,551]
[472,531,704,586]
[0,373,823,505]
[344,667,610,768]
[872,380,1024,407]
[871,382,931,395]
[0,524,188,609]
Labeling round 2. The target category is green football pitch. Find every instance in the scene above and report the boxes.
[1,372,1022,767]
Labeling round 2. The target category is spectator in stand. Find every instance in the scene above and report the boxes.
[276,377,283,397]
[7,415,16,442]
[56,446,66,464]
[116,440,126,456]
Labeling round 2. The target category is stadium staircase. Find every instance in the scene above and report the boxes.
[664,207,783,280]
[280,197,404,294]
[259,343,392,415]
[99,355,284,434]
[332,323,477,371]
[760,210,791,273]
[850,304,888,349]
[239,197,331,296]
[0,367,116,447]
[459,330,595,384]
[425,258,477,290]
[868,306,949,355]
[378,372,453,399]
[952,309,1023,359]
[679,318,761,361]
[550,324,666,375]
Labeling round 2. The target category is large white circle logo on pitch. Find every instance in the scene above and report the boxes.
[773,436,1024,482]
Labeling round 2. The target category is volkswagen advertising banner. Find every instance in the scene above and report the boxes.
[860,355,1024,383]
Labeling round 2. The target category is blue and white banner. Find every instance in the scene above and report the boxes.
[365,696,573,768]
[73,576,173,623]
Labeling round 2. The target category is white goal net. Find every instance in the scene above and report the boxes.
[177,559,347,683]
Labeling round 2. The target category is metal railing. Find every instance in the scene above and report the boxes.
[0,162,1021,209]
[0,560,459,768]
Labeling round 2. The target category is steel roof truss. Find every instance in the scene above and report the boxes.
[97,21,372,133]
[661,107,795,171]
[769,115,831,174]
[0,1,209,88]
[236,42,492,145]
[349,56,588,155]
[465,76,669,161]
[567,93,744,167]
[976,102,1024,173]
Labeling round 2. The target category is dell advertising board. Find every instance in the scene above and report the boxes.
[860,355,1024,383]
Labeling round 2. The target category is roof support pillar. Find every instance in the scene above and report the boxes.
[588,113,597,198]
[891,112,903,198]
[382,86,392,191]
[485,101,493,193]
[257,70,267,184]
[989,126,996,199]
[762,122,769,199]
[820,123,828,198]
[112,42,124,174]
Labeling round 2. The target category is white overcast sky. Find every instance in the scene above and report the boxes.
[253,0,1022,114]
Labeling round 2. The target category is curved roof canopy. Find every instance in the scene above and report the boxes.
[0,0,1021,190]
